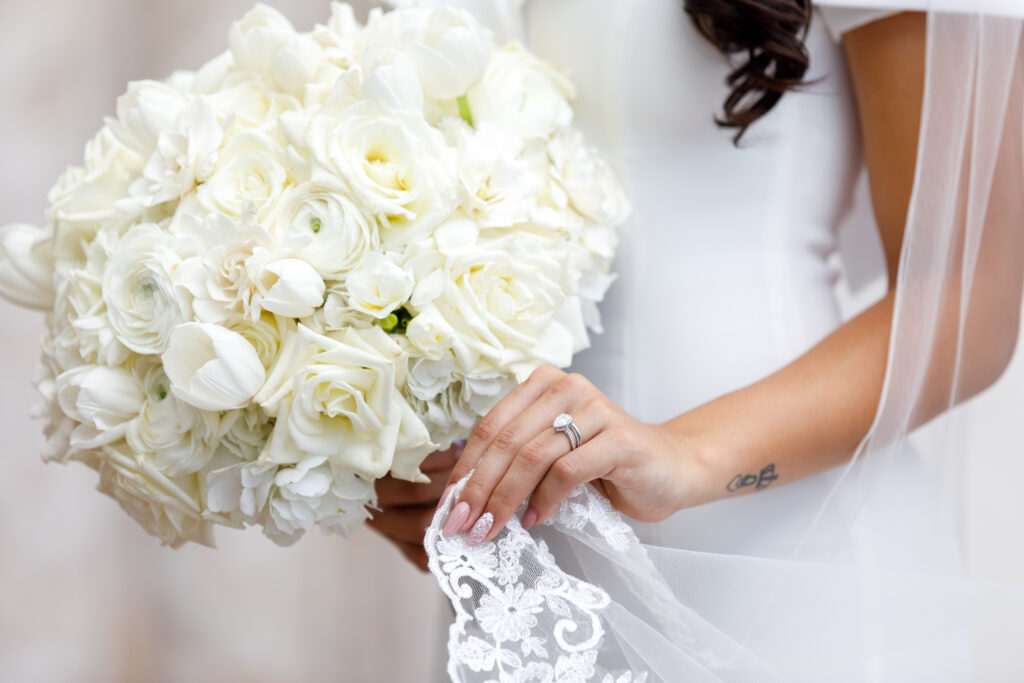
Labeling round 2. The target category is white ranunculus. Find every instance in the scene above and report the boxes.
[0,223,55,310]
[307,100,462,245]
[56,364,144,449]
[364,5,490,100]
[97,444,214,548]
[127,359,222,476]
[125,97,226,209]
[103,224,188,355]
[256,324,434,482]
[272,179,380,281]
[467,42,576,140]
[163,322,266,411]
[345,252,413,319]
[196,131,291,222]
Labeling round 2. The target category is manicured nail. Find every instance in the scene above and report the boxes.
[467,512,493,546]
[442,501,470,537]
[522,508,538,530]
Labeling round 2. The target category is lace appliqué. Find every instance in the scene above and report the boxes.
[426,479,649,683]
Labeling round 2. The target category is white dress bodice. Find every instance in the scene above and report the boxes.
[521,0,872,557]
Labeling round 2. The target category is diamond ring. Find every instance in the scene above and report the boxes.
[553,413,582,450]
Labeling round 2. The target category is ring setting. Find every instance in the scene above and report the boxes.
[553,413,582,450]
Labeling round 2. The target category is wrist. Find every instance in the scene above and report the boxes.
[653,419,723,511]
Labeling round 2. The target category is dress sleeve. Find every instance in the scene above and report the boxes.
[816,6,902,42]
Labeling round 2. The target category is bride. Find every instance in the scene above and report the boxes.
[370,0,1024,679]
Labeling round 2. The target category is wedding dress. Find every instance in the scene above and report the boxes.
[392,0,1024,680]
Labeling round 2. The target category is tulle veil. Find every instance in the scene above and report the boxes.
[413,0,1024,680]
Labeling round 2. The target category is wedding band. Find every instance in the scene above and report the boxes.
[553,413,582,450]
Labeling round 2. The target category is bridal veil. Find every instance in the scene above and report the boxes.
[419,0,1024,680]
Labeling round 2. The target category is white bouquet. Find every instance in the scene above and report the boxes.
[0,2,629,547]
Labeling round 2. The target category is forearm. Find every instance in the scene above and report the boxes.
[663,292,894,508]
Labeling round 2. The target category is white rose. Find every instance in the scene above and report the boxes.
[224,312,294,371]
[197,131,290,222]
[272,179,380,281]
[0,222,55,310]
[209,72,303,135]
[466,43,576,139]
[256,324,434,482]
[363,5,490,99]
[56,364,143,449]
[127,359,222,476]
[430,233,578,371]
[548,127,632,225]
[97,444,214,548]
[103,224,188,355]
[307,100,461,245]
[163,322,267,411]
[345,253,413,319]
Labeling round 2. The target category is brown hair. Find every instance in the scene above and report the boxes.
[684,0,813,143]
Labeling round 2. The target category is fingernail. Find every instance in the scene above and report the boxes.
[443,501,470,537]
[467,512,493,546]
[522,508,538,530]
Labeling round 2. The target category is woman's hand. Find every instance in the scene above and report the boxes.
[368,442,463,571]
[440,366,707,545]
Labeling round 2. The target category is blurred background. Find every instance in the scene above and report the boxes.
[0,1,1021,681]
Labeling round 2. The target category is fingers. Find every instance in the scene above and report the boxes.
[389,538,429,573]
[447,366,563,488]
[367,504,438,544]
[470,402,613,544]
[523,431,617,529]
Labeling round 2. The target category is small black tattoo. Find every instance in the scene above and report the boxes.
[726,464,779,492]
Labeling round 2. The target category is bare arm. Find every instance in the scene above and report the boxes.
[442,12,1024,543]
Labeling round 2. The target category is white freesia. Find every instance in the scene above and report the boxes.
[0,223,56,309]
[103,224,188,355]
[346,252,413,319]
[163,322,266,411]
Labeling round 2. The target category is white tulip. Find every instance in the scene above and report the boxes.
[253,257,325,318]
[162,322,266,411]
[0,223,55,310]
[56,365,144,449]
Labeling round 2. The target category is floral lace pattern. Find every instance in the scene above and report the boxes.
[426,478,650,683]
